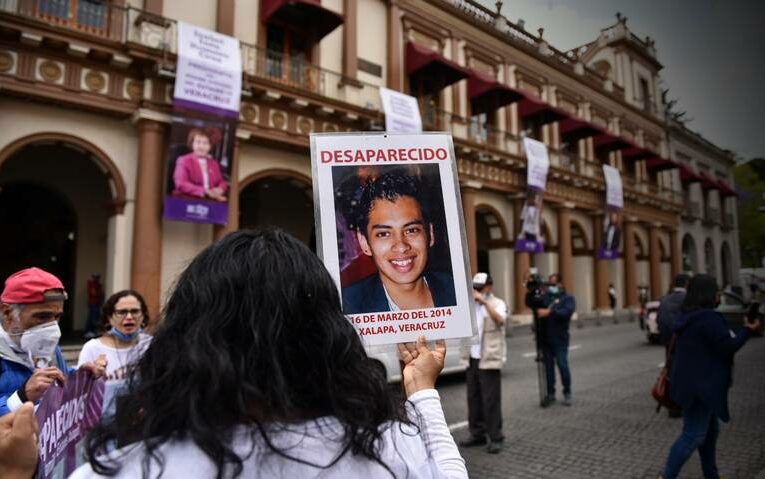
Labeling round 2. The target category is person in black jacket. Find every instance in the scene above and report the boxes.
[657,273,690,347]
[536,273,576,407]
[661,274,761,479]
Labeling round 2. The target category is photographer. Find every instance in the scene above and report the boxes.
[535,273,576,407]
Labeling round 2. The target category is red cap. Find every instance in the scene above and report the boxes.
[1,268,67,304]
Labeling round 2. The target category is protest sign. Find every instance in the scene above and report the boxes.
[516,138,549,253]
[164,22,241,225]
[311,132,475,346]
[379,87,423,133]
[599,164,624,259]
[35,370,105,479]
[174,21,242,118]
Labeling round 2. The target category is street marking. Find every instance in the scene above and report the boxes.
[448,420,469,432]
[522,344,581,358]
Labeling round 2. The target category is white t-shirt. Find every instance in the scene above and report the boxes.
[77,333,152,383]
[69,389,467,479]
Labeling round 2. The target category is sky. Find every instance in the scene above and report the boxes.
[477,0,765,160]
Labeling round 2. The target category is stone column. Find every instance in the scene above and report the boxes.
[669,227,681,279]
[557,206,574,294]
[649,225,662,300]
[461,187,478,275]
[342,0,358,79]
[592,214,610,309]
[214,139,241,240]
[623,220,638,307]
[216,0,235,35]
[387,1,403,91]
[131,120,165,321]
[513,199,530,314]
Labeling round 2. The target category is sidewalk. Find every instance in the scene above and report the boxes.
[456,334,765,478]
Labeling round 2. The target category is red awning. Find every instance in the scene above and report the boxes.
[517,94,568,126]
[678,162,702,183]
[622,144,655,162]
[699,171,720,190]
[406,42,470,94]
[593,130,632,152]
[467,70,525,115]
[645,156,677,171]
[558,116,604,143]
[717,180,738,197]
[261,0,343,41]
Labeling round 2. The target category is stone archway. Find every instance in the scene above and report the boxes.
[705,238,717,280]
[0,133,126,336]
[238,169,314,247]
[682,233,697,273]
[721,241,733,287]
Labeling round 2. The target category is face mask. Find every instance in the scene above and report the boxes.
[19,322,61,369]
[111,327,141,342]
[548,286,560,295]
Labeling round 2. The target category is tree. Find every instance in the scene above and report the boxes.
[735,160,765,268]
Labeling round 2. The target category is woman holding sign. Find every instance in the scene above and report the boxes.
[74,230,467,479]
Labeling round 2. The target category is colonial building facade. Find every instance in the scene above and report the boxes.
[0,0,739,333]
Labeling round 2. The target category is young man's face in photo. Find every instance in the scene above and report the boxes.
[357,196,435,287]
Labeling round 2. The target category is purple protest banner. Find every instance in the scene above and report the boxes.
[35,370,105,479]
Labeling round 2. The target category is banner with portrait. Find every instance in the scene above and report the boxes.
[599,164,624,259]
[35,370,105,479]
[164,22,241,225]
[311,132,475,346]
[515,138,549,253]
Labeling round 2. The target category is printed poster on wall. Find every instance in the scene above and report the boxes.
[515,137,549,253]
[599,164,624,259]
[379,87,423,133]
[35,370,105,479]
[164,22,242,225]
[311,132,475,346]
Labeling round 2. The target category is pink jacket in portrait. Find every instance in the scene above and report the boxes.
[172,153,229,198]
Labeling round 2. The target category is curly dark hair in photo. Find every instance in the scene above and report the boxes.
[85,229,413,478]
[353,169,431,237]
[99,289,150,332]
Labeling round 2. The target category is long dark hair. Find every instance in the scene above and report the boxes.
[86,229,409,477]
[99,289,150,332]
[681,274,719,312]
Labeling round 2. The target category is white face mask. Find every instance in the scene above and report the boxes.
[19,322,61,368]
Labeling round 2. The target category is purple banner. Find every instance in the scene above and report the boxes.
[597,247,621,260]
[35,370,105,479]
[174,98,240,120]
[515,238,545,253]
[164,196,229,224]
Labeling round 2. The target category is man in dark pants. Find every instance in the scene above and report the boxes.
[460,273,507,454]
[537,273,576,407]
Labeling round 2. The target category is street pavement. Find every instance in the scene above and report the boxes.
[434,320,765,478]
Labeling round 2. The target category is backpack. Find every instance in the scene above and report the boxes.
[651,333,681,414]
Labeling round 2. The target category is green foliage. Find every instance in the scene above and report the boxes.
[735,161,765,267]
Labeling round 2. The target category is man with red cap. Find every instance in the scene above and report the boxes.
[0,267,106,415]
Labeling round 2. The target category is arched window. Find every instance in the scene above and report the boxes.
[704,238,716,278]
[682,234,697,273]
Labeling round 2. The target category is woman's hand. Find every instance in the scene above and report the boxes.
[397,336,446,398]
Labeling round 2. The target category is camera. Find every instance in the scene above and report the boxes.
[525,268,547,309]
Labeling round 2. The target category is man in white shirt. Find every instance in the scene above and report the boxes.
[460,273,508,454]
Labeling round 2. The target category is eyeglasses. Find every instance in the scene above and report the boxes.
[113,308,143,319]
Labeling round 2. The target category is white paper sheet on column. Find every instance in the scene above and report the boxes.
[602,164,624,209]
[379,87,423,133]
[174,21,242,118]
[523,137,550,190]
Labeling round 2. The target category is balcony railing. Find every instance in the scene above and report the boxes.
[1,0,126,41]
[722,213,735,231]
[682,200,701,220]
[703,207,720,226]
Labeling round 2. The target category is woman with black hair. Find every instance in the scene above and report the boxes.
[71,229,467,478]
[661,274,761,479]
